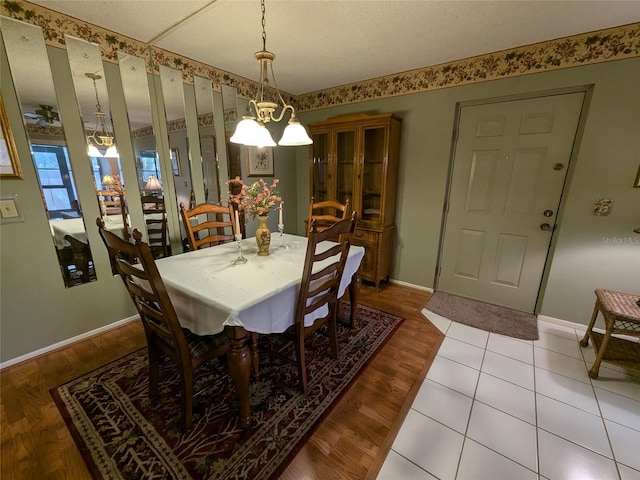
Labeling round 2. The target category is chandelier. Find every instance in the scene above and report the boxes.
[230,0,312,148]
[85,72,119,158]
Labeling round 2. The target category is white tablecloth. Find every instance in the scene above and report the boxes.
[49,214,159,248]
[50,218,89,248]
[155,234,364,336]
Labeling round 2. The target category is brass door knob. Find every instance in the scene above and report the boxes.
[543,210,554,217]
[540,223,551,231]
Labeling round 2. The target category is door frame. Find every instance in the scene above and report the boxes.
[434,85,594,314]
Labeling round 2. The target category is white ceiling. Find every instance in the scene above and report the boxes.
[27,0,640,95]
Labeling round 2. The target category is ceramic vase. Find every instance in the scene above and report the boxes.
[255,215,270,256]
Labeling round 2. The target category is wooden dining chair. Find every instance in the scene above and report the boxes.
[141,195,169,258]
[287,212,358,394]
[180,201,236,251]
[96,189,122,216]
[96,217,230,432]
[307,197,351,236]
[308,197,359,327]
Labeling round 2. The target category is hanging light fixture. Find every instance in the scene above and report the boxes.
[230,0,312,147]
[85,72,119,158]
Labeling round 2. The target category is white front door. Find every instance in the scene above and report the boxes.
[437,93,584,312]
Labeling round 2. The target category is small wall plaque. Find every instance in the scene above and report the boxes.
[0,193,24,223]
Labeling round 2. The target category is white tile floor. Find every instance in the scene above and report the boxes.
[376,310,640,480]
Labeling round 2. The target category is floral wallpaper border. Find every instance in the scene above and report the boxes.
[296,23,640,111]
[3,1,639,113]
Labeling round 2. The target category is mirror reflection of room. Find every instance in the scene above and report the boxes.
[221,84,241,194]
[117,51,169,255]
[158,65,190,209]
[1,18,96,287]
[193,75,220,204]
[65,35,128,241]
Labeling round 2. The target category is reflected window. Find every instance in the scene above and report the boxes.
[90,156,124,190]
[139,150,162,186]
[32,144,79,219]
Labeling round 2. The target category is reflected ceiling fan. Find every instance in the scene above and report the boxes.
[24,105,59,126]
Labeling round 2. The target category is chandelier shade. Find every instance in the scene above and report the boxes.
[230,0,312,148]
[279,114,313,146]
[85,73,119,158]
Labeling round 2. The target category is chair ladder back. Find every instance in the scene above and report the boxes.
[97,219,188,354]
[296,215,357,324]
[180,202,235,250]
[308,197,351,235]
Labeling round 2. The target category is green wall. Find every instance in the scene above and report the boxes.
[1,42,638,363]
[296,57,639,323]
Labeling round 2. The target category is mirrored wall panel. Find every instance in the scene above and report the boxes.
[159,64,191,214]
[221,84,241,194]
[65,35,128,237]
[1,17,96,287]
[194,75,220,203]
[118,51,170,257]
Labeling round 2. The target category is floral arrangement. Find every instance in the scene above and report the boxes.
[102,174,125,195]
[228,177,281,219]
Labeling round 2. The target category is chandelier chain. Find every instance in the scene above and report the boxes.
[92,76,102,112]
[261,0,267,51]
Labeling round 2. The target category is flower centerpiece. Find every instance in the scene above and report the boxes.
[228,177,282,256]
[228,177,281,219]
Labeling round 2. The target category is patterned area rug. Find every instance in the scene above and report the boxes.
[51,304,404,480]
[425,291,539,340]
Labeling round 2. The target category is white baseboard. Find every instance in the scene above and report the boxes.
[388,278,434,293]
[537,314,588,332]
[0,315,139,370]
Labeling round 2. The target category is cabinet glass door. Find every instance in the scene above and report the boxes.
[362,125,386,223]
[335,128,356,204]
[311,131,330,202]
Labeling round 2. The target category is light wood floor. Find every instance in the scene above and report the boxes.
[1,283,443,480]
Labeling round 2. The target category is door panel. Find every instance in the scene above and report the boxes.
[438,93,584,312]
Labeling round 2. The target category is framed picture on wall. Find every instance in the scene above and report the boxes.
[0,92,23,179]
[246,146,274,177]
[171,148,181,176]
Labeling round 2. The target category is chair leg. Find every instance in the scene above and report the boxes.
[148,346,160,398]
[329,310,339,359]
[180,365,194,431]
[250,332,260,379]
[348,273,361,328]
[295,328,308,394]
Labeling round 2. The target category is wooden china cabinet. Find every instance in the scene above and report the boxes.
[308,112,402,291]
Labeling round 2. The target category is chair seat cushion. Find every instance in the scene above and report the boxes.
[183,328,229,358]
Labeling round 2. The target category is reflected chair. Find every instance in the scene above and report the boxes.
[57,234,95,286]
[96,189,121,216]
[307,197,351,237]
[285,213,357,393]
[96,218,229,432]
[180,202,235,251]
[141,195,169,258]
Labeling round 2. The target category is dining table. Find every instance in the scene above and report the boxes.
[154,233,365,428]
